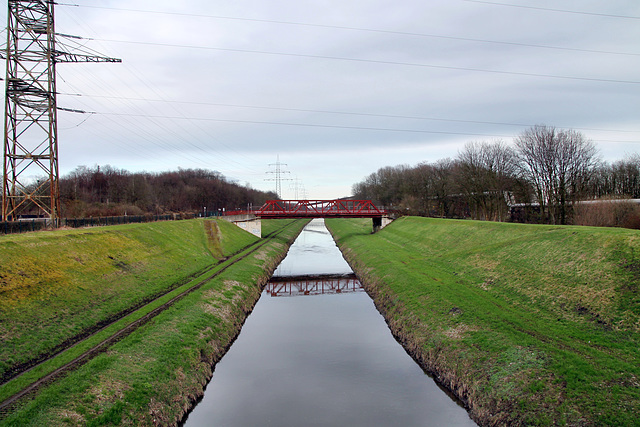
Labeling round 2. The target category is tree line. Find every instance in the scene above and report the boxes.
[353,125,640,227]
[59,166,277,218]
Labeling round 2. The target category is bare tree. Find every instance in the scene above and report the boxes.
[430,159,457,218]
[58,166,275,217]
[515,125,598,224]
[590,155,640,199]
[456,140,518,221]
[351,165,410,208]
[351,160,459,217]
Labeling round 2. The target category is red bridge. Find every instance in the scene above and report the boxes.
[255,200,387,219]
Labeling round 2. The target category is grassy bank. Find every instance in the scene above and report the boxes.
[1,218,306,425]
[0,219,257,382]
[326,217,640,426]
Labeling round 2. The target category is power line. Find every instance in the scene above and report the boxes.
[461,1,640,20]
[57,92,640,135]
[58,73,228,171]
[79,111,640,143]
[42,3,640,161]
[54,6,269,178]
[95,111,514,138]
[55,3,640,57]
[81,38,640,85]
[48,99,640,147]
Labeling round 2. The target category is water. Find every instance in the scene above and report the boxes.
[270,218,353,278]
[183,219,476,427]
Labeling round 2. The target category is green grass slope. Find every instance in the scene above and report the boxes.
[327,217,640,426]
[0,219,306,426]
[0,219,257,381]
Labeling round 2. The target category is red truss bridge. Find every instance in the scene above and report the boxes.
[255,200,387,219]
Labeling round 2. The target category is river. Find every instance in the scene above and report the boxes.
[182,219,476,426]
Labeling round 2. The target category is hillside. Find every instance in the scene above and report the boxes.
[0,219,257,382]
[0,218,307,425]
[327,217,640,426]
[57,166,277,218]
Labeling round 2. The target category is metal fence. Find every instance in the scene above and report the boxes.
[0,220,48,235]
[0,213,197,236]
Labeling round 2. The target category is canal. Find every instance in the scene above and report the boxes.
[182,219,476,426]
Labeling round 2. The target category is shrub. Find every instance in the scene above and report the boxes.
[573,199,640,229]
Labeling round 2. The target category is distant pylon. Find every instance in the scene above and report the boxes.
[290,176,303,200]
[2,0,120,223]
[265,155,291,198]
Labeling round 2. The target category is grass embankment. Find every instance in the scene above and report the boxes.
[1,218,306,426]
[0,219,254,382]
[326,217,640,426]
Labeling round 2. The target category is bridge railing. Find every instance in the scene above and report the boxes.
[255,200,387,218]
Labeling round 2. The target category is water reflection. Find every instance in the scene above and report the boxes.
[266,275,363,297]
[271,219,352,278]
[182,219,476,427]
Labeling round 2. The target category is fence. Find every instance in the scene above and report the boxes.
[0,220,48,235]
[0,213,197,236]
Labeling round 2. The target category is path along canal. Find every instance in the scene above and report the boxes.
[182,219,476,426]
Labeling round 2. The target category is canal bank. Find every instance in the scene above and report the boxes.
[325,217,640,426]
[0,219,308,426]
[182,219,475,426]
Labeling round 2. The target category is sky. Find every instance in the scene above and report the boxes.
[3,0,639,199]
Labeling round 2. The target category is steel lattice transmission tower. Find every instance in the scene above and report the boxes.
[2,0,120,223]
[265,156,291,198]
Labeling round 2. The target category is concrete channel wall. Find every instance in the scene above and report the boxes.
[221,214,262,237]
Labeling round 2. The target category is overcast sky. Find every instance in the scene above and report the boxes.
[3,0,639,199]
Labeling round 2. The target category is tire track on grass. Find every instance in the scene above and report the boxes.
[0,220,301,416]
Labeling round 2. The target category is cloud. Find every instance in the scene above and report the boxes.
[3,0,638,199]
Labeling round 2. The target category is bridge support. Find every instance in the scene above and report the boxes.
[234,218,261,237]
[373,216,393,233]
[221,214,262,237]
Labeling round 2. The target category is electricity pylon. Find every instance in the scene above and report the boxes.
[265,155,291,199]
[2,0,120,223]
